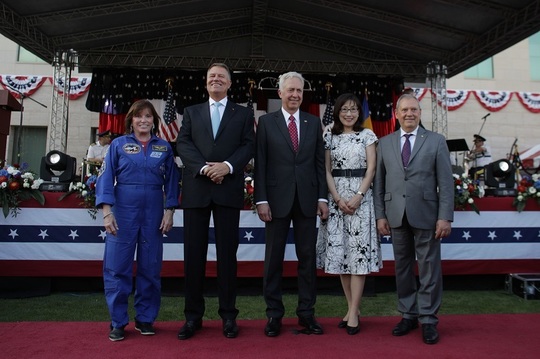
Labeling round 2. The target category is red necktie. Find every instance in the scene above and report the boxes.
[402,134,413,167]
[288,116,298,152]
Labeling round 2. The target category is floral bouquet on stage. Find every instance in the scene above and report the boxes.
[60,174,98,219]
[0,163,45,218]
[243,162,255,211]
[513,174,540,212]
[453,173,480,214]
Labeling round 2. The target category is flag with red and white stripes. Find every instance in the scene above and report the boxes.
[159,89,180,142]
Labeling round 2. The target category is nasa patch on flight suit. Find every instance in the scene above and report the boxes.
[123,143,141,154]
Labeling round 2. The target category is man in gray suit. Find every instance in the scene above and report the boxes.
[255,71,329,337]
[373,93,453,345]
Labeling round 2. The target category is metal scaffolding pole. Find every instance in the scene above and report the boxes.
[426,61,448,138]
[49,49,78,152]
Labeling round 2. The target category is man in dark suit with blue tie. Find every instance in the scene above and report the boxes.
[373,93,454,345]
[254,71,329,337]
[176,63,255,340]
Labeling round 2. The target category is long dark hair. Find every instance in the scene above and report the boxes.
[331,93,364,135]
[124,99,161,136]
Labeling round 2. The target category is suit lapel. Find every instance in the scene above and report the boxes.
[298,113,309,153]
[199,102,213,138]
[276,112,296,153]
[409,127,427,164]
[216,102,235,139]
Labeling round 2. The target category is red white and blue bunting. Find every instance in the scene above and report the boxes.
[0,74,92,100]
[411,88,539,114]
[472,90,513,112]
[0,75,48,99]
[516,92,540,113]
[445,90,471,111]
[50,77,92,100]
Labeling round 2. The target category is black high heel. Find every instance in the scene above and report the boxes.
[345,315,360,335]
[338,320,347,328]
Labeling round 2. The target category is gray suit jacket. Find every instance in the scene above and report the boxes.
[254,110,327,218]
[373,127,454,229]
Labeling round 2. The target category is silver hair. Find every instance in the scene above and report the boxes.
[278,71,305,91]
[396,93,421,111]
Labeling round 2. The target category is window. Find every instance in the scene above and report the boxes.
[17,46,46,64]
[529,31,540,80]
[464,58,493,79]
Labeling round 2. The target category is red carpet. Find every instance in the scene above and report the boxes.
[1,314,538,358]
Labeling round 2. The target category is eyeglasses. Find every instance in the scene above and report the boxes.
[340,108,359,114]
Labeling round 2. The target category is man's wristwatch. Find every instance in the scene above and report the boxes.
[357,191,364,196]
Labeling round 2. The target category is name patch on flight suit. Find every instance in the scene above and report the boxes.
[123,143,141,154]
[150,145,167,158]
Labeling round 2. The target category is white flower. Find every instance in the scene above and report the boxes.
[76,182,83,189]
[81,190,88,197]
[532,174,539,181]
[453,174,460,179]
[517,195,524,201]
[23,182,30,188]
[31,179,43,189]
[467,198,474,204]
[456,185,462,190]
[245,176,252,182]
[1,182,6,189]
[527,187,537,195]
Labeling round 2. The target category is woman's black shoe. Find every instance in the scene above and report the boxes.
[346,324,360,335]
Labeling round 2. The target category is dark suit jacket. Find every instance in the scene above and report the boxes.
[254,109,327,218]
[177,100,255,209]
[373,127,454,229]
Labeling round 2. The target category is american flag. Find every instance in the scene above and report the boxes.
[159,88,180,142]
[322,94,334,126]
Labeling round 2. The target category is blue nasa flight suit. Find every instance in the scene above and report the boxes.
[96,134,180,329]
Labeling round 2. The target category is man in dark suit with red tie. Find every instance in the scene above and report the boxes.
[176,63,255,340]
[254,71,329,337]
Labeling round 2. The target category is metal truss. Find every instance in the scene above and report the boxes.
[77,52,426,77]
[49,50,78,153]
[427,61,448,138]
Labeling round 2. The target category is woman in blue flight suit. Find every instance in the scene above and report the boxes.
[96,99,180,341]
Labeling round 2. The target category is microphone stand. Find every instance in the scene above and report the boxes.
[5,85,48,164]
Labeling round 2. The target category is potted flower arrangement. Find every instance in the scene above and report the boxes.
[513,174,540,212]
[453,173,480,214]
[0,163,45,218]
[243,162,255,211]
[60,174,98,219]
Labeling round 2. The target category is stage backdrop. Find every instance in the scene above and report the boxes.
[1,194,539,277]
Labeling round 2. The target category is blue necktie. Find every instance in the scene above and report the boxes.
[211,102,222,138]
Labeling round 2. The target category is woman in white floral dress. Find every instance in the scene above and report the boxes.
[316,93,382,335]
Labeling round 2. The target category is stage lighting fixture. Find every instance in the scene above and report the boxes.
[484,159,517,196]
[39,150,77,191]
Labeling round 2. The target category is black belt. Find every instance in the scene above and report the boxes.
[331,168,366,177]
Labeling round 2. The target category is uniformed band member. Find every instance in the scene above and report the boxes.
[467,134,491,178]
[87,130,112,163]
[96,99,180,342]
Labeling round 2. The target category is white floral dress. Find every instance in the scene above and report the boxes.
[316,129,382,275]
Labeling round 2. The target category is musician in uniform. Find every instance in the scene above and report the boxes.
[467,134,491,179]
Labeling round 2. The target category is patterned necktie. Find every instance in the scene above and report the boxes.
[402,134,413,167]
[288,116,298,152]
[211,102,222,138]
